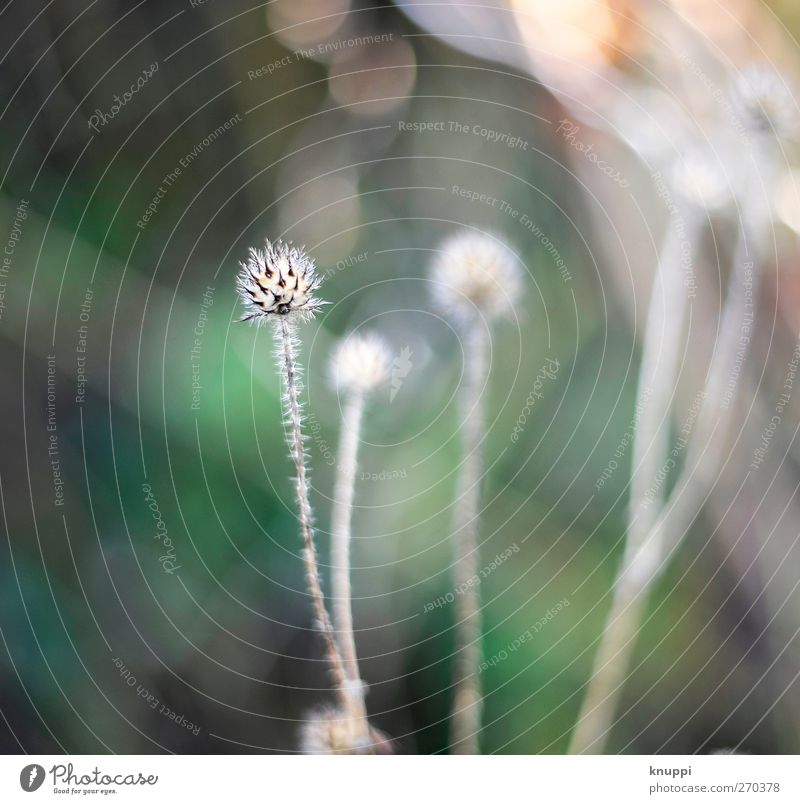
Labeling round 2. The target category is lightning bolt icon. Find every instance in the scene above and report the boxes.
[390,346,413,402]
[28,766,38,788]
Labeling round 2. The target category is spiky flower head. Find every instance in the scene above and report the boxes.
[732,65,798,138]
[237,239,324,321]
[299,707,393,755]
[331,332,391,394]
[430,231,522,320]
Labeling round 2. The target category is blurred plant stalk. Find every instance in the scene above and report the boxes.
[450,325,489,754]
[429,231,522,754]
[570,207,701,753]
[329,333,392,743]
[331,390,369,717]
[571,192,766,752]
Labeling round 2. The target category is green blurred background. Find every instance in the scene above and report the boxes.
[2,0,800,754]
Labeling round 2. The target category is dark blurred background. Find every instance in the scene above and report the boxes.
[2,0,800,754]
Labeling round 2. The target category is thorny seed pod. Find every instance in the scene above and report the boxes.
[431,231,522,321]
[237,239,324,321]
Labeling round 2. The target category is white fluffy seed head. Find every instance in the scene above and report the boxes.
[670,146,733,211]
[237,238,324,322]
[430,231,522,320]
[733,65,798,138]
[331,332,391,394]
[299,707,393,755]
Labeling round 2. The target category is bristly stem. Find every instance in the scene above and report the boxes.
[276,316,350,707]
[450,324,488,755]
[331,389,368,720]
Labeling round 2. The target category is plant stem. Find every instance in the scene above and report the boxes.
[568,580,647,754]
[450,324,488,755]
[331,389,368,720]
[570,211,698,754]
[276,316,349,708]
[655,219,761,555]
[571,210,762,754]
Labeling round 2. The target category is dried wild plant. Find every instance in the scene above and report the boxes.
[237,240,350,712]
[299,704,393,755]
[238,239,393,754]
[569,150,731,753]
[330,333,391,708]
[296,333,395,754]
[570,66,794,753]
[431,230,523,754]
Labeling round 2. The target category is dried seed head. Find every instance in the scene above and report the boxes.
[331,332,391,394]
[299,707,393,755]
[431,231,522,320]
[733,65,798,138]
[237,239,324,321]
[670,146,733,211]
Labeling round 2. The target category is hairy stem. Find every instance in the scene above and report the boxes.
[331,390,368,720]
[450,324,488,755]
[276,316,349,708]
